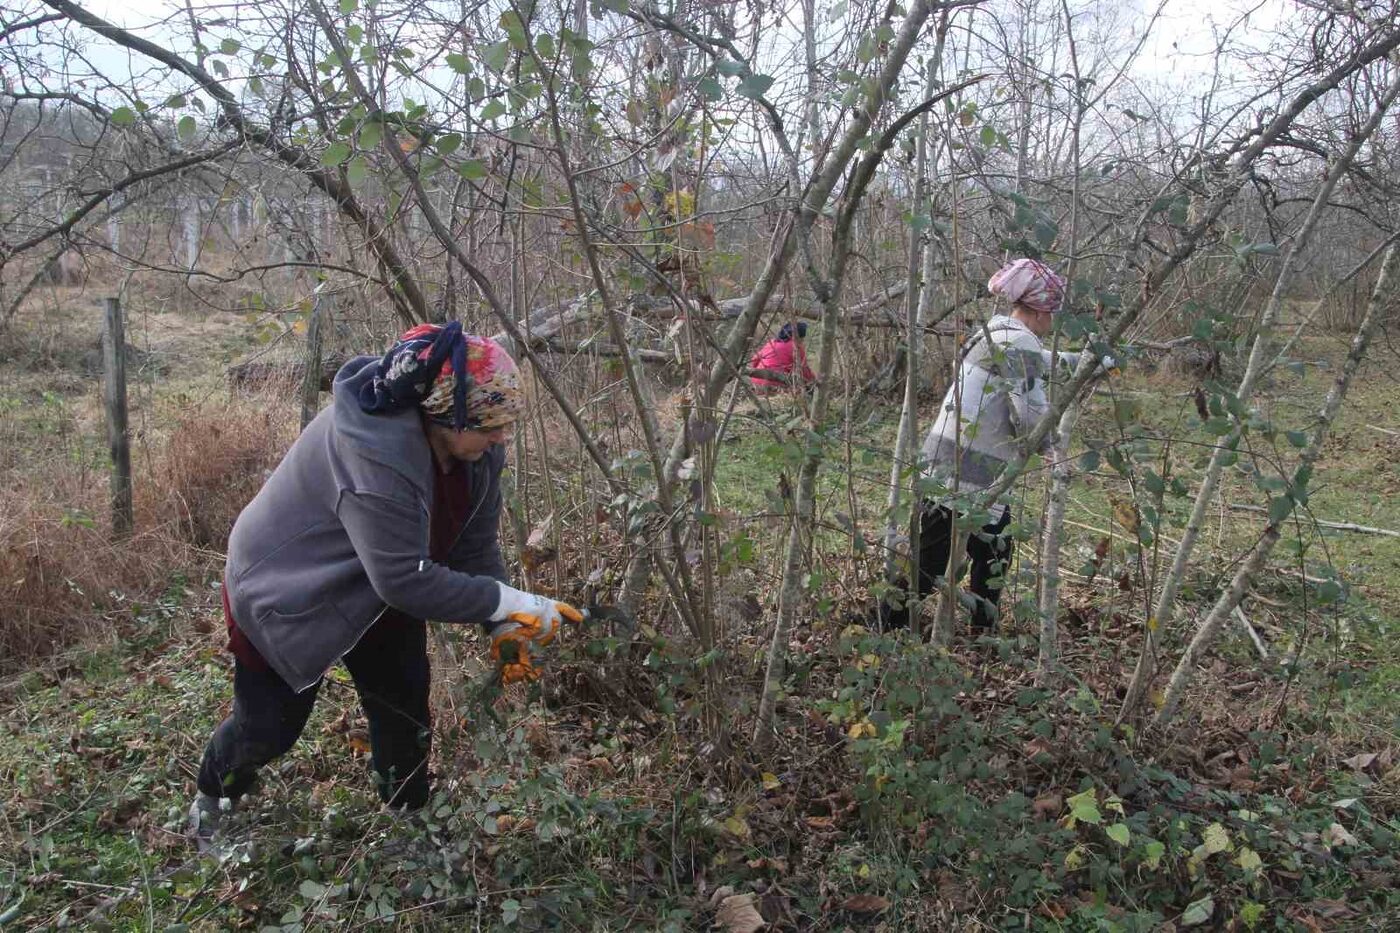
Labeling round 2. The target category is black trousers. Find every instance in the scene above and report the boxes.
[880,503,1014,631]
[197,610,432,809]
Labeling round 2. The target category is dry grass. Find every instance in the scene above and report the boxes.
[157,400,297,550]
[0,393,296,672]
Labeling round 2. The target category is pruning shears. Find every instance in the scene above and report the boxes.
[578,603,637,634]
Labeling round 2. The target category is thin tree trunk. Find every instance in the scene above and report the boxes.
[883,57,938,582]
[1120,66,1400,720]
[299,295,325,430]
[1038,403,1080,672]
[754,31,965,750]
[1155,241,1400,726]
[1036,0,1087,674]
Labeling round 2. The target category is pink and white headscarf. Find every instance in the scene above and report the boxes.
[987,258,1067,315]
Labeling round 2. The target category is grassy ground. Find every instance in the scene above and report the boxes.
[1,303,1398,930]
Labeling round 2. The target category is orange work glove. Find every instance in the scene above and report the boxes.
[487,584,584,684]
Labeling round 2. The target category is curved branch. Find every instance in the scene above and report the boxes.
[41,0,428,327]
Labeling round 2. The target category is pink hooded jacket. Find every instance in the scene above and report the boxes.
[749,336,815,389]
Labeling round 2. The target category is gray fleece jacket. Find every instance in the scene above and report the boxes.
[224,356,508,692]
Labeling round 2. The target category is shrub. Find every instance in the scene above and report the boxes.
[0,394,295,671]
[158,400,296,550]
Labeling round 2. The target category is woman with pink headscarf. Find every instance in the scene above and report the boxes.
[876,258,1112,633]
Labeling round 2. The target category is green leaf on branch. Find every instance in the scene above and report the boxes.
[346,156,367,187]
[220,37,240,55]
[457,159,487,180]
[1267,494,1294,524]
[979,124,997,147]
[1065,788,1101,827]
[321,141,352,166]
[736,74,774,99]
[500,11,528,50]
[177,115,196,140]
[716,59,746,77]
[446,52,471,74]
[436,132,461,155]
[535,34,555,59]
[1106,823,1131,846]
[698,77,722,101]
[339,0,357,11]
[358,121,382,149]
[483,40,511,72]
[111,106,136,126]
[480,100,506,121]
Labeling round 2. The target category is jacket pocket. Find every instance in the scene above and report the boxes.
[255,601,360,689]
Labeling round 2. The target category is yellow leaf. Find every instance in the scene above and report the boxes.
[1237,846,1262,873]
[847,719,875,739]
[722,815,751,840]
[663,188,695,218]
[1202,822,1231,855]
[761,772,781,791]
[1111,497,1140,533]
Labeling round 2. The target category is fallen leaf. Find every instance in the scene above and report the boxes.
[804,816,836,831]
[1032,792,1063,820]
[1023,736,1054,759]
[1180,894,1214,927]
[1342,752,1378,772]
[1310,900,1358,918]
[521,515,557,572]
[746,856,789,874]
[838,894,890,914]
[715,892,766,933]
[1322,823,1358,848]
[584,757,617,778]
[347,730,371,755]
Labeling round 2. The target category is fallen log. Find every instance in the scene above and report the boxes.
[1227,502,1400,538]
[228,353,346,391]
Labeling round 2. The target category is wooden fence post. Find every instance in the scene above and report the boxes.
[300,295,326,431]
[102,296,133,537]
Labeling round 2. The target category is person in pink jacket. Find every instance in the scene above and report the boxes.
[749,322,816,391]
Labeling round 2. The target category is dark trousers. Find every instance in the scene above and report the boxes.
[197,610,432,809]
[880,503,1014,631]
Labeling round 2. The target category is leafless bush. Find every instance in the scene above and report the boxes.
[0,393,294,669]
[158,398,296,551]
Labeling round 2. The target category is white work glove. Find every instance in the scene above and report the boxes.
[487,583,584,684]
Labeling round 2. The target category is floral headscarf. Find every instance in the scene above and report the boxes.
[987,258,1067,315]
[358,322,524,431]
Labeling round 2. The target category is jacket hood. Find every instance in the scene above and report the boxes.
[332,355,434,483]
